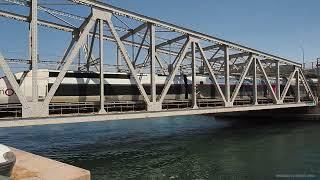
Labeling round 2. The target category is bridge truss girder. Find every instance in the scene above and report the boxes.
[0,0,316,118]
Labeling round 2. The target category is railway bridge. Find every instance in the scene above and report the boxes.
[0,0,317,127]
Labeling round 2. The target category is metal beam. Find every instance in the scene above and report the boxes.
[155,53,168,75]
[252,58,258,105]
[209,52,250,63]
[0,1,314,119]
[56,38,77,70]
[30,0,38,103]
[0,10,74,32]
[0,53,30,111]
[79,44,99,71]
[202,44,221,52]
[276,61,281,100]
[208,48,221,65]
[67,0,302,67]
[186,44,221,56]
[134,27,149,65]
[296,70,300,103]
[99,19,106,114]
[120,23,147,41]
[159,38,191,103]
[149,23,156,102]
[224,46,231,105]
[0,10,205,62]
[257,59,278,103]
[86,21,98,71]
[196,43,227,104]
[231,54,254,103]
[280,69,297,102]
[43,13,96,105]
[105,12,151,105]
[116,46,121,72]
[1,2,301,66]
[156,35,187,49]
[299,69,316,102]
[3,0,84,21]
[191,41,198,109]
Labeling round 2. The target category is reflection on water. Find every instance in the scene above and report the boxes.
[0,115,320,179]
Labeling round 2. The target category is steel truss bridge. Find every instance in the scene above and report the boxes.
[0,0,317,127]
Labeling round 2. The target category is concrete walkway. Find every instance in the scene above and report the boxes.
[10,148,90,180]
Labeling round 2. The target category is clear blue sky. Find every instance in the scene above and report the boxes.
[0,0,320,66]
[104,0,320,65]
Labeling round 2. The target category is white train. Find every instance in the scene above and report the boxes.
[0,69,299,104]
[0,69,188,104]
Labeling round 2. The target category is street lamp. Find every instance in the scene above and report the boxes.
[299,45,305,69]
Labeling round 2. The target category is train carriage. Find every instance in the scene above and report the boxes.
[0,69,298,104]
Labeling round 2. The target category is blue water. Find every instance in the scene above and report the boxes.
[0,115,320,179]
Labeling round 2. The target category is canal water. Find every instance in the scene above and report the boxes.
[0,115,320,179]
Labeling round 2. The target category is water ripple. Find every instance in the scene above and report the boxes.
[0,116,320,179]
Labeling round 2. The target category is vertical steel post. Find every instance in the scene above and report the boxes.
[296,68,300,103]
[28,24,32,70]
[78,50,81,71]
[30,0,38,103]
[191,41,198,109]
[253,58,258,105]
[149,23,156,103]
[99,19,106,113]
[117,46,121,72]
[86,35,90,71]
[224,45,231,106]
[276,61,281,101]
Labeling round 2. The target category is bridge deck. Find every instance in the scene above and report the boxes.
[0,101,315,128]
[0,97,298,118]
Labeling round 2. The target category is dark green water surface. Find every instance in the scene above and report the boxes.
[0,115,320,179]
